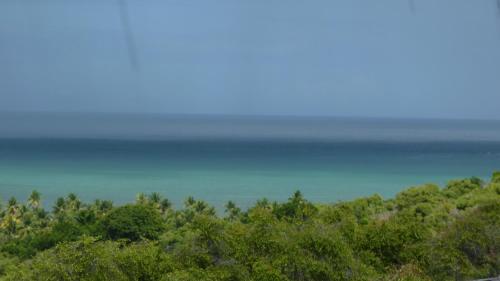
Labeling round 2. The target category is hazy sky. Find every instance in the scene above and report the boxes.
[1,0,500,119]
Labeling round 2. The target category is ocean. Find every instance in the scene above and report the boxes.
[1,113,500,210]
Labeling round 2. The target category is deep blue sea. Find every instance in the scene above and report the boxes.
[1,113,500,210]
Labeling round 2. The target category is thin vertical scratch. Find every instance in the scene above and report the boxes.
[118,0,139,71]
[496,0,500,39]
[409,0,416,15]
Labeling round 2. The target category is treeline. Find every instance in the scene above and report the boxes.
[0,173,499,281]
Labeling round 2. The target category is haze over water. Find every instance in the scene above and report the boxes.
[1,112,500,210]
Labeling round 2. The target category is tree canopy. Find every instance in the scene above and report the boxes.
[0,172,499,280]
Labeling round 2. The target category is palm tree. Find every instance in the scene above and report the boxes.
[185,196,196,207]
[225,201,241,221]
[100,200,113,212]
[160,198,171,214]
[193,200,215,215]
[66,193,81,211]
[2,197,22,235]
[53,197,66,214]
[0,215,19,235]
[225,200,236,211]
[136,193,148,205]
[148,192,162,208]
[7,197,17,207]
[255,198,270,209]
[93,199,113,214]
[28,190,41,210]
[7,197,19,216]
[67,193,78,201]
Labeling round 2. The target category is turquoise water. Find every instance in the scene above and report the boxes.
[1,114,500,210]
[1,139,500,210]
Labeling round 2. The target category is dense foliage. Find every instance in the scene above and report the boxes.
[0,173,499,281]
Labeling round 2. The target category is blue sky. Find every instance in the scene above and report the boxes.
[1,0,500,119]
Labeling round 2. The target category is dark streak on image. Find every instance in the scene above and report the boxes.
[118,0,140,71]
[409,0,416,15]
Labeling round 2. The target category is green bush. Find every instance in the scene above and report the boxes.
[492,171,500,183]
[1,172,500,281]
[443,178,482,199]
[101,204,164,241]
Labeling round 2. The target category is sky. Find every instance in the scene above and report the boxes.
[1,0,500,120]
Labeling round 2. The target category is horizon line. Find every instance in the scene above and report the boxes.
[1,110,500,123]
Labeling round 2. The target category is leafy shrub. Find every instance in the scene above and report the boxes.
[443,178,482,199]
[101,204,164,241]
[394,184,442,210]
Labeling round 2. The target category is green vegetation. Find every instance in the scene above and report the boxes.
[0,173,499,281]
[101,204,164,241]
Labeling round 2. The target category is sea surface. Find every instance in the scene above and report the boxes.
[1,113,500,210]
